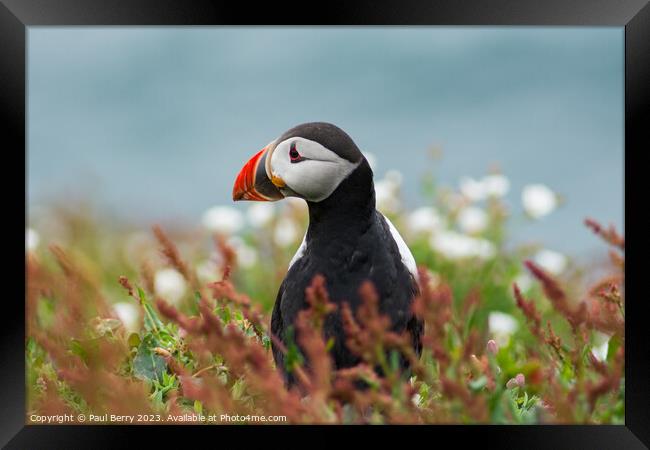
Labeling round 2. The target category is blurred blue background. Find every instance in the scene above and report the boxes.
[27,27,623,258]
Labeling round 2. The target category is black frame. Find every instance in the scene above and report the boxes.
[4,0,648,447]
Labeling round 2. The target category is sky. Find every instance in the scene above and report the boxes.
[27,27,624,258]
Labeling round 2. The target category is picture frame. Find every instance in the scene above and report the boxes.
[4,0,648,446]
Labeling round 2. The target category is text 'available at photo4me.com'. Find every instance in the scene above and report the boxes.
[28,413,288,424]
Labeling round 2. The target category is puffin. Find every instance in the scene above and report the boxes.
[232,122,422,385]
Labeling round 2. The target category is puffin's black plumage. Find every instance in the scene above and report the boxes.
[267,123,423,385]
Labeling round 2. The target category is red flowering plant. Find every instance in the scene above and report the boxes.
[26,176,623,424]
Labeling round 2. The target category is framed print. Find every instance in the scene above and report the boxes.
[3,0,649,447]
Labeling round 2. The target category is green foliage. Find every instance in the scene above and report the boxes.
[132,336,167,383]
[283,326,304,373]
[25,167,624,424]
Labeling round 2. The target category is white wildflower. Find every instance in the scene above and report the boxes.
[274,217,300,247]
[430,230,496,260]
[489,311,518,334]
[247,203,275,228]
[201,206,244,235]
[375,174,401,214]
[196,258,220,283]
[459,174,510,202]
[534,249,567,275]
[591,331,611,362]
[418,268,442,292]
[236,245,258,268]
[112,302,140,334]
[31,207,71,243]
[407,207,444,235]
[489,311,519,346]
[385,169,403,186]
[227,236,259,269]
[26,228,40,252]
[514,272,534,292]
[363,151,377,171]
[445,191,468,210]
[459,176,487,202]
[426,270,442,290]
[457,206,488,234]
[483,174,510,197]
[154,268,187,306]
[522,184,557,219]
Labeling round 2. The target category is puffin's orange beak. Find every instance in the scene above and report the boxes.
[232,146,283,202]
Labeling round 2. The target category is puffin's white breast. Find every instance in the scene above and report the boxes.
[288,232,307,270]
[381,213,418,281]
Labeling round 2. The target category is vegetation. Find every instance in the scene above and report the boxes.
[26,169,624,424]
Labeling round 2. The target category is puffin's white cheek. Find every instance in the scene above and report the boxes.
[269,148,291,180]
[283,161,341,202]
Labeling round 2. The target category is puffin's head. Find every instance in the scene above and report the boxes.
[232,122,365,203]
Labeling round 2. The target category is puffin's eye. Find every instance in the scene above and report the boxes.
[289,143,302,163]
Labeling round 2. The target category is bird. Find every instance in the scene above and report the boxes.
[232,122,422,385]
